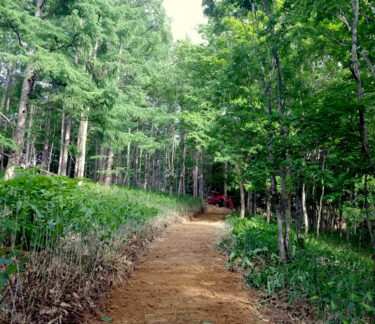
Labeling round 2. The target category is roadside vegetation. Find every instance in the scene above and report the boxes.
[220,215,375,324]
[0,169,203,323]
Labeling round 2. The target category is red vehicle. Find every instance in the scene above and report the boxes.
[206,190,234,210]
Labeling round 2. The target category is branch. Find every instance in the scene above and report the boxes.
[50,33,79,52]
[360,50,375,80]
[0,111,15,127]
[7,20,24,47]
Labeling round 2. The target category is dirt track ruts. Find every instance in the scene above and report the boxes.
[93,206,270,324]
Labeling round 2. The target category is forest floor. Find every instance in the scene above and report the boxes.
[90,206,272,324]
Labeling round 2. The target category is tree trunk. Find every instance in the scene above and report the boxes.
[124,129,131,186]
[25,105,36,168]
[351,0,371,163]
[143,152,148,189]
[317,156,326,237]
[169,133,176,196]
[59,113,72,176]
[42,109,51,168]
[104,148,114,187]
[98,146,107,183]
[224,161,228,207]
[199,151,204,199]
[266,186,271,223]
[4,66,34,180]
[239,180,245,218]
[193,152,198,198]
[74,112,89,178]
[0,61,14,112]
[178,134,187,195]
[302,183,309,234]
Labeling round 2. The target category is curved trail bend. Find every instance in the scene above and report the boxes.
[95,206,269,324]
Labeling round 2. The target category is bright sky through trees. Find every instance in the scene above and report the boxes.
[163,0,207,43]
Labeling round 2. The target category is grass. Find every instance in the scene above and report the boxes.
[219,215,375,324]
[0,169,203,323]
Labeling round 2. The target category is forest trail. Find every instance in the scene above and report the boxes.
[93,206,269,324]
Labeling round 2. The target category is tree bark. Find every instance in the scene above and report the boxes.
[0,61,14,112]
[59,113,71,176]
[199,151,204,199]
[124,129,131,186]
[351,0,371,162]
[74,112,89,178]
[25,105,36,168]
[178,134,187,195]
[104,148,114,186]
[239,180,245,218]
[193,151,198,198]
[42,109,52,168]
[302,183,309,234]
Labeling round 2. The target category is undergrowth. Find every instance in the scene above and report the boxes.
[219,215,375,324]
[0,169,203,323]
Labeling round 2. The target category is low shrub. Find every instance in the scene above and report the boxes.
[219,215,375,324]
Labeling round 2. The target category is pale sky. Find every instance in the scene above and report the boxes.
[163,0,207,44]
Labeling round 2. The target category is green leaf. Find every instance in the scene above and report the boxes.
[309,295,319,301]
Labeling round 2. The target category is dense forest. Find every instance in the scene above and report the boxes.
[1,0,375,323]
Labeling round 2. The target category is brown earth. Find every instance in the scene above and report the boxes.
[92,206,271,324]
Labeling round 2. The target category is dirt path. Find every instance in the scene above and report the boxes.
[94,207,270,324]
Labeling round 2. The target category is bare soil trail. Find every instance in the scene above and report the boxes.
[93,206,270,324]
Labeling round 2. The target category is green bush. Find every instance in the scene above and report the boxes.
[0,169,203,322]
[220,216,375,324]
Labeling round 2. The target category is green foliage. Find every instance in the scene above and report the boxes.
[0,169,202,251]
[220,216,375,323]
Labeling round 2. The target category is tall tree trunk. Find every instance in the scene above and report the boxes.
[247,192,253,216]
[104,148,114,187]
[169,133,176,196]
[199,150,204,199]
[4,66,34,180]
[74,112,89,178]
[0,61,14,112]
[124,129,131,186]
[25,105,36,168]
[302,183,309,234]
[224,161,228,207]
[98,146,107,183]
[134,144,139,187]
[58,108,66,174]
[239,180,245,218]
[178,134,187,195]
[193,151,198,198]
[4,1,43,180]
[42,109,51,169]
[59,113,72,176]
[351,0,371,163]
[143,152,148,189]
[266,186,271,223]
[317,156,326,237]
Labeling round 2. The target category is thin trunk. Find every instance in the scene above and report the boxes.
[317,156,326,237]
[104,148,114,187]
[239,180,245,219]
[266,186,271,223]
[134,144,139,187]
[351,0,371,162]
[178,134,187,195]
[74,112,89,178]
[42,109,51,168]
[0,61,14,112]
[169,133,176,196]
[124,129,131,186]
[60,113,71,176]
[193,152,198,198]
[199,151,204,199]
[224,161,228,207]
[302,183,309,234]
[143,152,148,190]
[247,192,252,216]
[48,141,54,172]
[99,146,107,183]
[25,105,36,168]
[94,135,99,181]
[138,148,143,187]
[58,108,66,174]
